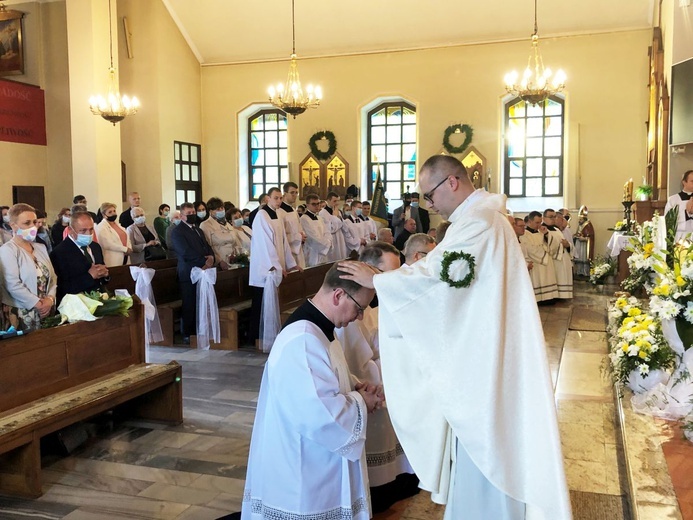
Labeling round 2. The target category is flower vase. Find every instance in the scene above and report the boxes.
[594,284,605,294]
[627,369,669,393]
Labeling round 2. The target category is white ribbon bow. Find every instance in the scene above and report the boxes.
[130,266,164,360]
[190,267,220,350]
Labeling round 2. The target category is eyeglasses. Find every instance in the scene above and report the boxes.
[341,289,365,316]
[423,176,459,204]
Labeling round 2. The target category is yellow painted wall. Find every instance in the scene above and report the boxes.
[201,30,650,255]
[118,0,202,220]
[0,1,72,222]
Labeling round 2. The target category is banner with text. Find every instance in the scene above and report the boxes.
[0,79,47,146]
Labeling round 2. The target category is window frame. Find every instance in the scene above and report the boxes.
[366,101,417,200]
[503,95,565,198]
[247,108,289,202]
[174,141,202,208]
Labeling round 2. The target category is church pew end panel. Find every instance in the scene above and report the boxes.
[213,300,253,351]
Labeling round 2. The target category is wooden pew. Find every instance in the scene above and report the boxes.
[0,304,182,498]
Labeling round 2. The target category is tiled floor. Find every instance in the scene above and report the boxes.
[0,282,629,519]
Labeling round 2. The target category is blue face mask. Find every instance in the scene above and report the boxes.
[355,208,363,216]
[172,219,181,226]
[197,211,207,219]
[411,201,419,208]
[215,210,226,220]
[75,232,93,247]
[233,218,244,227]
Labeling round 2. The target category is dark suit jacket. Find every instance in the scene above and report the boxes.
[50,238,108,302]
[392,205,423,238]
[169,223,213,282]
[394,229,413,251]
[419,207,430,234]
[119,207,134,229]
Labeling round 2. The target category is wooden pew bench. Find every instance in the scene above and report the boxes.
[0,304,183,498]
[214,300,253,351]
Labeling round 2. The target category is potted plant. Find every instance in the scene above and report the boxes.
[635,184,653,201]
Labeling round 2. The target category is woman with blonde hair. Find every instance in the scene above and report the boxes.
[0,203,57,331]
[95,202,132,267]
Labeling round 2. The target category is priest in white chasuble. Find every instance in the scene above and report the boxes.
[543,209,573,299]
[300,194,332,267]
[335,241,418,513]
[278,181,306,268]
[339,155,572,520]
[521,212,559,302]
[241,263,381,520]
[665,169,693,240]
[320,191,349,261]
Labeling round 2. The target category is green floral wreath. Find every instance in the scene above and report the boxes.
[309,130,337,161]
[440,250,476,289]
[442,124,473,154]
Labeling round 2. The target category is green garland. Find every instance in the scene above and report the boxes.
[442,124,473,154]
[309,130,337,161]
[440,250,476,289]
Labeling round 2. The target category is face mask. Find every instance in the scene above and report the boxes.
[172,219,181,226]
[62,215,70,224]
[2,215,9,224]
[233,218,244,227]
[106,214,117,222]
[197,211,206,219]
[75,232,93,247]
[344,210,352,217]
[134,216,146,225]
[163,211,170,218]
[186,214,199,225]
[17,226,38,242]
[411,201,419,208]
[355,208,363,216]
[215,210,226,220]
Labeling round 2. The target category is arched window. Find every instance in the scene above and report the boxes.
[504,96,564,198]
[248,109,289,201]
[366,101,417,200]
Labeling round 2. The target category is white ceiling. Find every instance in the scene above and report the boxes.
[161,0,655,65]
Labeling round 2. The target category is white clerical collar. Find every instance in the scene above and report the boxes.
[448,189,485,223]
[684,191,693,196]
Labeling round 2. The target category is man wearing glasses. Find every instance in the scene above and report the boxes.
[339,155,571,520]
[241,262,382,520]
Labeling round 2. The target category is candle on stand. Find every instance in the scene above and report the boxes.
[629,178,633,201]
[622,181,628,202]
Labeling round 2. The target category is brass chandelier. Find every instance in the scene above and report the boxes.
[268,0,322,118]
[503,0,566,105]
[89,0,139,125]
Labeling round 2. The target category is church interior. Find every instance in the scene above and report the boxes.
[2,0,693,518]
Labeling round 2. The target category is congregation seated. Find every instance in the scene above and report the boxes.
[0,203,57,332]
[377,227,394,245]
[119,191,140,229]
[127,207,161,265]
[394,218,416,251]
[95,202,132,267]
[50,207,70,247]
[200,197,240,269]
[50,212,109,303]
[153,203,171,249]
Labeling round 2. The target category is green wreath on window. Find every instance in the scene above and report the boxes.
[442,124,473,155]
[440,250,476,289]
[309,130,337,161]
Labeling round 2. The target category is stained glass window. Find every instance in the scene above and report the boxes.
[174,141,202,208]
[367,101,417,199]
[248,109,289,201]
[504,97,564,198]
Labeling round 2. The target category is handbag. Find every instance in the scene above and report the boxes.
[144,244,166,262]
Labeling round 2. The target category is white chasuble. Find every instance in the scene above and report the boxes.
[373,190,572,520]
[249,207,296,288]
[300,212,331,267]
[336,306,414,487]
[320,208,349,262]
[242,320,370,520]
[519,231,559,302]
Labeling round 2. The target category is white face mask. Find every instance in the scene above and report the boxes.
[62,215,70,224]
[134,216,146,225]
[411,201,419,208]
[2,215,9,224]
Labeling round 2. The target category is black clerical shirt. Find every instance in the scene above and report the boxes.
[282,299,335,341]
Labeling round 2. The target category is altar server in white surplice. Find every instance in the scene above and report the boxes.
[278,181,306,269]
[300,194,331,267]
[343,203,366,256]
[320,192,349,262]
[241,263,382,520]
[339,155,571,520]
[249,187,299,347]
[665,170,693,240]
[543,209,572,299]
[360,201,379,240]
[336,242,419,513]
[521,212,559,302]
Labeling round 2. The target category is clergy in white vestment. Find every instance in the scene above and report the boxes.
[512,217,534,272]
[335,242,419,513]
[665,170,693,240]
[557,210,575,258]
[278,181,306,268]
[300,194,332,267]
[320,192,349,262]
[343,203,366,256]
[339,155,572,520]
[248,188,299,347]
[361,202,381,236]
[522,212,559,302]
[241,263,382,520]
[543,209,572,299]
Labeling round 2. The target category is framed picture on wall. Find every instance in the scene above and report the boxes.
[0,7,25,77]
